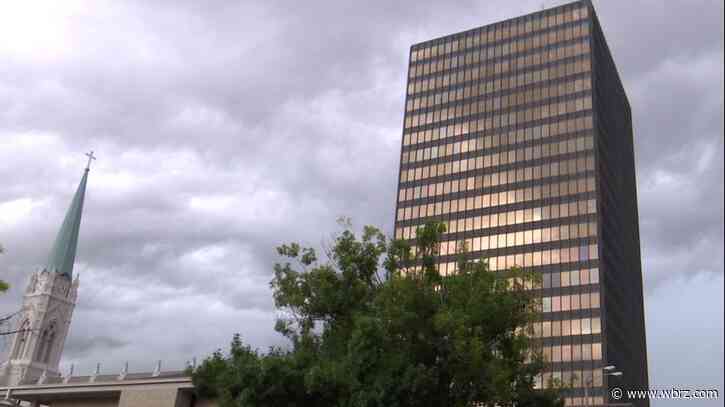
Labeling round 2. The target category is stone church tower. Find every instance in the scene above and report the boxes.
[0,158,92,386]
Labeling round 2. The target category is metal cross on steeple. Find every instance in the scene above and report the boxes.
[85,150,96,170]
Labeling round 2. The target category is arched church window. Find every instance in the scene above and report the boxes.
[34,322,57,364]
[35,329,47,362]
[11,320,30,359]
[43,324,57,364]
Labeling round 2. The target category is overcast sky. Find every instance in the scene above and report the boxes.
[0,0,722,404]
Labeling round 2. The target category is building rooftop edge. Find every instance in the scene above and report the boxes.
[410,0,592,50]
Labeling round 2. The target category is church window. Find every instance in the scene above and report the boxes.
[43,325,57,364]
[35,330,47,362]
[11,320,31,359]
[34,322,57,364]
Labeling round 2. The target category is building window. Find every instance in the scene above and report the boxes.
[34,322,57,364]
[11,320,31,359]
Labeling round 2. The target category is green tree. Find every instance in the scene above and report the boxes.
[1,244,14,336]
[192,222,563,407]
[0,244,7,293]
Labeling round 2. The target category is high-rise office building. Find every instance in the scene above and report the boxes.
[393,1,649,405]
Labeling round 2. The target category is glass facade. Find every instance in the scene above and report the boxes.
[394,1,649,406]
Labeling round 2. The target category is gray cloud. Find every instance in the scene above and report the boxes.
[64,335,129,359]
[0,0,722,403]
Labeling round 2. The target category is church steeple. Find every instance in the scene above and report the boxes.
[0,152,94,386]
[45,151,94,278]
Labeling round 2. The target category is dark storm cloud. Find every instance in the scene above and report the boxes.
[1,0,722,401]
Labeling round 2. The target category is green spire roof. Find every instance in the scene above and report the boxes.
[45,168,90,278]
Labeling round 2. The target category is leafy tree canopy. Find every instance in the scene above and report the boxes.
[192,222,563,407]
[1,244,8,293]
